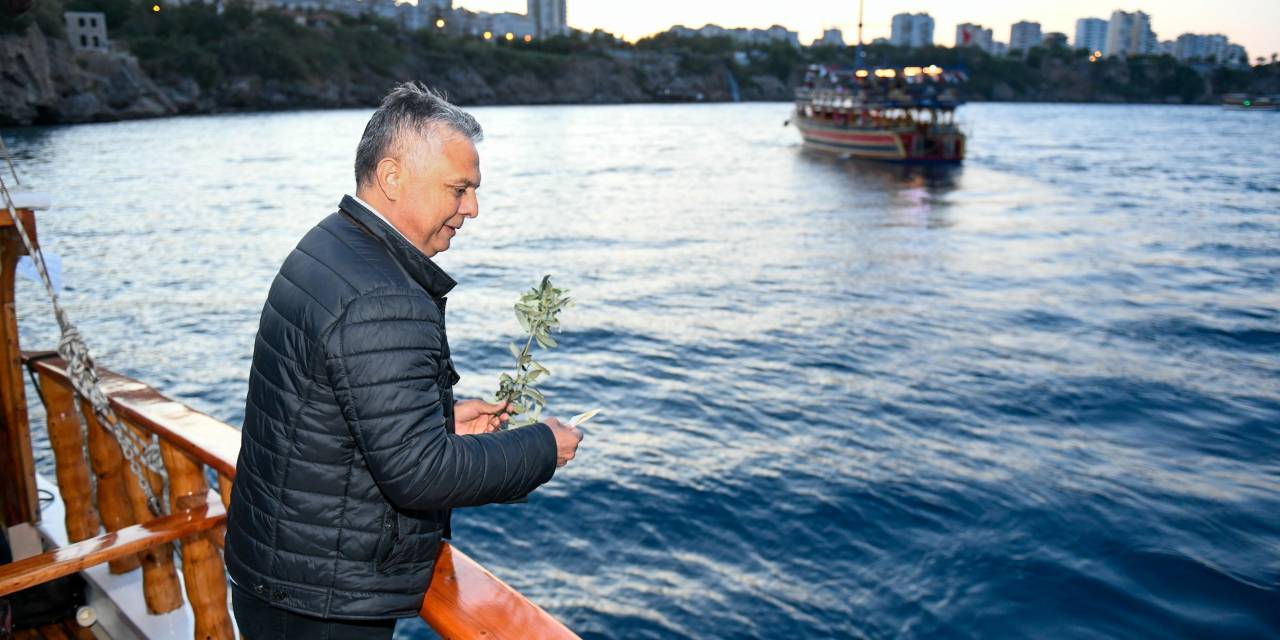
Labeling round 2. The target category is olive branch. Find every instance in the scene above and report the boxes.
[495,275,571,428]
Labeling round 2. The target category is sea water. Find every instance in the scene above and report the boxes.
[6,103,1279,638]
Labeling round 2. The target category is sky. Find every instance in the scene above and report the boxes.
[455,1,1280,60]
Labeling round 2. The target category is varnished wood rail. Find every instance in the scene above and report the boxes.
[422,543,579,639]
[22,353,580,640]
[25,354,240,480]
[0,492,224,597]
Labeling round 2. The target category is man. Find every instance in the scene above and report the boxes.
[225,82,584,639]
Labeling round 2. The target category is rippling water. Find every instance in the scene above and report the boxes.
[5,103,1279,639]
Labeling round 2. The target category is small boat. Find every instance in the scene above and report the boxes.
[789,64,967,163]
[1222,93,1280,111]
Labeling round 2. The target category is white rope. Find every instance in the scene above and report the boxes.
[0,136,168,518]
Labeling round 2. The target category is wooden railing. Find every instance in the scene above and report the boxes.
[0,202,577,639]
[13,353,579,639]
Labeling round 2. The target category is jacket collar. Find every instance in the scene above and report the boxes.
[339,195,457,298]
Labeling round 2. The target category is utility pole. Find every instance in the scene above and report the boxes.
[855,0,866,68]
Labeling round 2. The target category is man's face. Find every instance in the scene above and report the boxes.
[392,129,481,257]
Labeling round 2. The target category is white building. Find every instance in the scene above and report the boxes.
[663,24,800,48]
[954,23,992,52]
[812,28,845,48]
[890,12,933,48]
[1105,10,1156,57]
[1009,20,1041,52]
[1174,33,1228,62]
[1074,17,1107,54]
[493,11,535,39]
[1172,34,1249,66]
[448,9,532,39]
[528,0,567,38]
[64,11,108,51]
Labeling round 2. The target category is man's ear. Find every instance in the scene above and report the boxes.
[376,157,400,201]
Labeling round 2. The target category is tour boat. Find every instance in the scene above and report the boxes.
[789,64,967,164]
[0,190,581,638]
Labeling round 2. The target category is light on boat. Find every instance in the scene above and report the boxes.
[924,65,942,76]
[855,69,870,78]
[874,69,896,78]
[903,67,922,77]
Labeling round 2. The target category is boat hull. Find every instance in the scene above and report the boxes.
[794,117,965,164]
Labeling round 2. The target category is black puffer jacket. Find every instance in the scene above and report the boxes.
[225,196,558,619]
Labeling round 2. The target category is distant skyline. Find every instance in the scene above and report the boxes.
[453,1,1279,60]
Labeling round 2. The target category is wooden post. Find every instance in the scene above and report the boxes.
[80,398,140,574]
[122,421,183,614]
[36,373,100,542]
[0,207,38,527]
[161,441,232,640]
[213,473,233,550]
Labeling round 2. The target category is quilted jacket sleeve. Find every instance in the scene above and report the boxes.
[326,289,558,510]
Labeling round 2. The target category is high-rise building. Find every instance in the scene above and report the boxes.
[1074,17,1107,54]
[813,28,846,48]
[890,12,934,48]
[1009,20,1042,52]
[528,0,567,38]
[955,23,993,52]
[1105,10,1156,57]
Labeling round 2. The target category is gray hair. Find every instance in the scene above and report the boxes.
[354,82,483,188]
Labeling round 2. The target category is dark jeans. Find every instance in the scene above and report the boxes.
[232,586,397,640]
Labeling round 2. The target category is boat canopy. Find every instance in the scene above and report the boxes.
[798,64,967,110]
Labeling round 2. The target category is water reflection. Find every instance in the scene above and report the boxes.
[793,148,961,229]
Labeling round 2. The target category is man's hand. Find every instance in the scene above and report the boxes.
[454,399,509,435]
[543,417,583,467]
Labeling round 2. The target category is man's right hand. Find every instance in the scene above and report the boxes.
[544,417,583,467]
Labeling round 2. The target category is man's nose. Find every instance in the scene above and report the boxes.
[461,191,479,217]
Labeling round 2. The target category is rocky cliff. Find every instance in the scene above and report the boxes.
[0,23,195,124]
[1,24,789,126]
